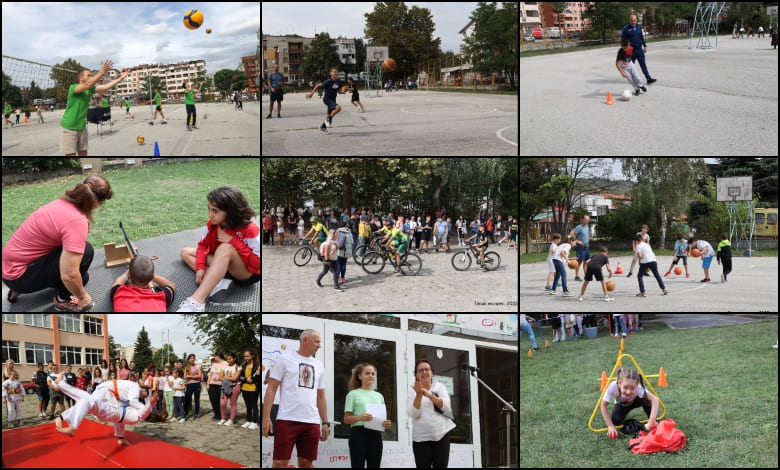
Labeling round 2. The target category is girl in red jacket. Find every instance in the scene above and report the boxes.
[178,186,259,312]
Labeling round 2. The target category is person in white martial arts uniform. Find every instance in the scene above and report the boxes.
[48,373,157,445]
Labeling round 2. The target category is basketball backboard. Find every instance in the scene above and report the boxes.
[716,176,752,202]
[366,46,389,63]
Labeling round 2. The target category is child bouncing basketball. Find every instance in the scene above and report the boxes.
[634,233,668,297]
[577,245,615,302]
[689,237,715,283]
[664,233,690,278]
[600,367,660,439]
[616,38,647,97]
[306,67,348,134]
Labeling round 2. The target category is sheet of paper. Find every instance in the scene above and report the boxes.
[364,403,387,432]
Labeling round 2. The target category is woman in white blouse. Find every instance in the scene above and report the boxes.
[407,359,456,468]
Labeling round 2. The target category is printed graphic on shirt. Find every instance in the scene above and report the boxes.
[299,363,315,389]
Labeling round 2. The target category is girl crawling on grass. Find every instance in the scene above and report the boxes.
[600,367,659,439]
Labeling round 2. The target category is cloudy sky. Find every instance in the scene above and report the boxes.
[1,2,259,75]
[262,2,480,54]
[108,314,211,361]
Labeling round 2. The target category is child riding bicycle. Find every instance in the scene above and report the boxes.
[380,219,409,274]
[303,216,329,251]
[464,224,489,269]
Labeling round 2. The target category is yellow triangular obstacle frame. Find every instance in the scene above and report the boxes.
[588,352,667,432]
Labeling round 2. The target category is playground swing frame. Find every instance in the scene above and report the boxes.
[588,352,667,432]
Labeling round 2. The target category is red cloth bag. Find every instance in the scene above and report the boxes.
[628,418,686,454]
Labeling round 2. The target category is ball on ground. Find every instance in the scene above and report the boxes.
[606,280,615,291]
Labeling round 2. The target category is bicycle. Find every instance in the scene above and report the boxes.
[293,241,322,267]
[451,242,501,271]
[361,242,422,276]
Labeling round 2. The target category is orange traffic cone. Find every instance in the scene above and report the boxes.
[615,261,623,274]
[658,367,668,386]
[605,91,614,105]
[545,339,550,348]
[527,348,533,358]
[599,371,608,391]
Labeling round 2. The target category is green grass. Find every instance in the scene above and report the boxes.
[520,317,778,467]
[2,158,259,247]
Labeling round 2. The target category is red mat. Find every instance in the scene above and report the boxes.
[2,419,243,468]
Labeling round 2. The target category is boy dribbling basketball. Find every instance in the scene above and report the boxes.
[306,67,348,134]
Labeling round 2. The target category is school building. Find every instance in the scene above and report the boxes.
[2,314,109,382]
[262,314,518,468]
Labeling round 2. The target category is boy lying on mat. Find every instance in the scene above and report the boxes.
[48,373,157,446]
[111,255,176,312]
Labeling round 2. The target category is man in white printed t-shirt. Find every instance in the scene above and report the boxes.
[262,329,329,468]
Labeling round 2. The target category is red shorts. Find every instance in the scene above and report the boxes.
[272,419,320,461]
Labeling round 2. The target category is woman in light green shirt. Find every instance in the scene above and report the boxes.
[344,363,392,468]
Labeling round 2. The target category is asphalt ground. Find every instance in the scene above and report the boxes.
[520,36,779,156]
[520,255,779,312]
[261,243,519,311]
[261,90,518,156]
[2,102,260,156]
[653,313,778,329]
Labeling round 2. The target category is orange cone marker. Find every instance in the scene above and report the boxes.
[606,91,614,105]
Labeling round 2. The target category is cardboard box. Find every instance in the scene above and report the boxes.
[104,242,133,268]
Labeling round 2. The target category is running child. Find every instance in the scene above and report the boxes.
[664,233,690,278]
[577,245,615,302]
[634,233,668,297]
[616,38,647,97]
[600,367,660,439]
[306,67,348,134]
[688,237,715,283]
[346,77,365,112]
[716,233,732,283]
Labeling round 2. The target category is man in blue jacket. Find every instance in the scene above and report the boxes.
[621,15,657,85]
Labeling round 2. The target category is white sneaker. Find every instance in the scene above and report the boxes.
[223,419,233,426]
[241,421,251,428]
[176,297,205,312]
[217,419,225,425]
[248,422,258,430]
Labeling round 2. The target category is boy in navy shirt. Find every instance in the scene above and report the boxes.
[306,67,347,134]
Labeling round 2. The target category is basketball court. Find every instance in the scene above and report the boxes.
[2,420,242,468]
[1,102,259,156]
[520,255,779,312]
[520,36,779,155]
[262,90,518,156]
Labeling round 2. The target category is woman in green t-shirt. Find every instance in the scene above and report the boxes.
[343,363,392,468]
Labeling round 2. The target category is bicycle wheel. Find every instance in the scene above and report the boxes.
[400,253,422,276]
[294,246,314,266]
[483,251,501,271]
[451,250,472,271]
[361,250,386,274]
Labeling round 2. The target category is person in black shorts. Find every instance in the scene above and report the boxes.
[306,66,347,134]
[266,63,284,119]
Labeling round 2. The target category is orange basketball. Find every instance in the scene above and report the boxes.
[382,58,396,72]
[674,266,682,275]
[568,259,578,269]
[606,281,615,291]
[691,248,700,257]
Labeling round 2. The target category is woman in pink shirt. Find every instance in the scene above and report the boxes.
[2,174,113,311]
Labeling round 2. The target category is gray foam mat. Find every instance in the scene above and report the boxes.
[2,219,260,312]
